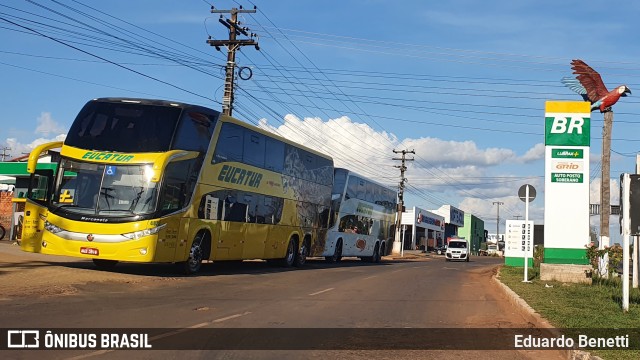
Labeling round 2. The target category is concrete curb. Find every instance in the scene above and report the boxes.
[493,267,603,360]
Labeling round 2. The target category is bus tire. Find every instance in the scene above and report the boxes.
[379,242,386,260]
[294,238,309,267]
[372,244,381,263]
[93,259,118,269]
[182,232,207,275]
[280,238,297,267]
[325,240,342,263]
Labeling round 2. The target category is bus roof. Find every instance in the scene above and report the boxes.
[335,167,394,190]
[92,97,217,113]
[92,97,333,162]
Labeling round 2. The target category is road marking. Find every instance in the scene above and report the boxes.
[212,311,252,323]
[443,267,459,270]
[309,287,334,296]
[390,269,404,273]
[363,275,378,280]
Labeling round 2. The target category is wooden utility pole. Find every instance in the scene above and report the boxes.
[600,110,613,252]
[392,149,414,254]
[207,6,259,116]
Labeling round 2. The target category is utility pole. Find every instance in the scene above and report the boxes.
[392,149,415,255]
[1,147,11,161]
[600,111,613,254]
[493,201,504,244]
[207,5,259,116]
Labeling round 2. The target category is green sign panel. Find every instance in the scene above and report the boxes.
[551,173,583,183]
[545,116,590,146]
[551,149,583,159]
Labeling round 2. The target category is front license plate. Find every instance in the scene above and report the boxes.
[80,247,99,256]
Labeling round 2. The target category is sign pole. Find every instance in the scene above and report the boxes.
[401,225,406,258]
[523,185,530,282]
[622,174,630,311]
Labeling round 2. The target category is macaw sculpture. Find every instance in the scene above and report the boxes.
[561,59,631,112]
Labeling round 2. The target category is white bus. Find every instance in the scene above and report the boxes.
[322,168,397,263]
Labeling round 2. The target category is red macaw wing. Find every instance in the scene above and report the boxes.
[571,59,609,102]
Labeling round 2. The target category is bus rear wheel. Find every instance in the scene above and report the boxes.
[294,239,309,267]
[279,238,297,267]
[325,240,342,263]
[372,244,381,263]
[92,259,118,269]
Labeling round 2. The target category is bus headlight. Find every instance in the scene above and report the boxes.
[44,221,64,234]
[122,224,166,240]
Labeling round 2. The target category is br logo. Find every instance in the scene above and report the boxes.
[550,117,585,134]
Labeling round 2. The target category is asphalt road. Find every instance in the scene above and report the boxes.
[0,247,565,360]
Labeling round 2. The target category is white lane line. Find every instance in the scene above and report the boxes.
[308,287,334,296]
[65,312,251,360]
[212,311,252,323]
[363,275,378,280]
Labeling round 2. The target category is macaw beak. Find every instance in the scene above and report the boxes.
[623,87,631,96]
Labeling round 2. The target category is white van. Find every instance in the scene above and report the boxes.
[445,239,470,262]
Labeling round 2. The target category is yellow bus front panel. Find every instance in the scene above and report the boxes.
[35,212,182,263]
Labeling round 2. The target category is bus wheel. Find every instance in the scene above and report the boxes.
[372,244,381,263]
[379,242,386,260]
[294,239,309,267]
[325,240,342,263]
[93,259,118,269]
[183,234,205,275]
[280,238,297,267]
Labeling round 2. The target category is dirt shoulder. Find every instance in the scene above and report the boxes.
[0,242,177,299]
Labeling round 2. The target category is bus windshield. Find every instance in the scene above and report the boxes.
[64,100,182,153]
[53,158,158,217]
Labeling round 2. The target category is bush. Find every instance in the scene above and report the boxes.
[585,243,622,278]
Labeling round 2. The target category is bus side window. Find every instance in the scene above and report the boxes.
[158,159,198,213]
[243,131,265,168]
[213,123,243,164]
[265,138,284,172]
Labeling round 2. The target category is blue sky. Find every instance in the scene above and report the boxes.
[2,0,640,242]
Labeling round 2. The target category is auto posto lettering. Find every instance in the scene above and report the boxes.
[218,164,263,188]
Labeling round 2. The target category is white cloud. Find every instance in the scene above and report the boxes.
[520,143,545,163]
[4,135,66,160]
[589,177,619,205]
[401,137,517,168]
[34,112,65,136]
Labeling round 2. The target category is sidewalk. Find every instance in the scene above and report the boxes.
[387,249,432,260]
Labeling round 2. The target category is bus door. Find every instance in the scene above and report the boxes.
[21,170,55,253]
[216,193,245,260]
[242,193,267,259]
[153,216,182,262]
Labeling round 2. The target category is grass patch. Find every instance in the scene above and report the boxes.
[499,266,640,360]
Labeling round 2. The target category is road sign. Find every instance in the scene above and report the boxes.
[518,184,536,202]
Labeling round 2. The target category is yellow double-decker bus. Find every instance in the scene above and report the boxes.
[21,98,333,273]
